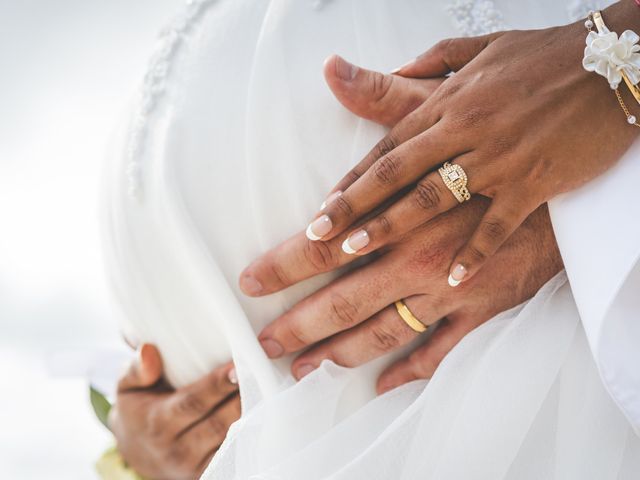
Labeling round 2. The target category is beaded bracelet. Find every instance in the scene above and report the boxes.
[583,10,640,127]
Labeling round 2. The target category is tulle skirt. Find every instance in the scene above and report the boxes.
[101,0,639,478]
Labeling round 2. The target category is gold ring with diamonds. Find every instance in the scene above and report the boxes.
[438,162,471,203]
[394,300,428,333]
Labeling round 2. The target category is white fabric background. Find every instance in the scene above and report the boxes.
[101,0,640,478]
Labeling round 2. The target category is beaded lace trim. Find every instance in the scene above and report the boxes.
[126,0,218,199]
[446,0,507,36]
[127,0,609,198]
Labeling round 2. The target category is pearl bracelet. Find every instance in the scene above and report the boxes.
[583,10,640,127]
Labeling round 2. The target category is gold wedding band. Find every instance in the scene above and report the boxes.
[394,300,428,333]
[438,162,471,203]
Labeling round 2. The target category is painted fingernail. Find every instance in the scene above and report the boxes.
[306,214,332,241]
[228,368,238,384]
[391,59,415,74]
[335,55,358,81]
[448,264,467,287]
[239,273,263,295]
[342,229,369,254]
[320,190,342,210]
[260,338,284,358]
[295,364,316,380]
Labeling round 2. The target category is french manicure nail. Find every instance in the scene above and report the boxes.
[448,264,467,287]
[335,55,358,81]
[320,190,342,210]
[228,368,238,384]
[240,274,263,295]
[296,364,316,380]
[342,230,369,254]
[306,214,332,241]
[391,59,415,74]
[260,338,284,358]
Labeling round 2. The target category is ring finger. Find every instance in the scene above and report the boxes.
[290,295,447,380]
[339,154,486,256]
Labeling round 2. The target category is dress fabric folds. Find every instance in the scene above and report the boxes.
[101,0,640,478]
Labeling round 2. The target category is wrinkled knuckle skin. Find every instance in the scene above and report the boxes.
[269,261,290,288]
[376,215,393,236]
[303,239,337,271]
[329,293,359,328]
[176,392,206,416]
[468,244,488,263]
[374,136,398,160]
[370,71,393,102]
[370,324,401,352]
[373,155,401,186]
[333,195,354,217]
[414,178,442,211]
[480,217,507,242]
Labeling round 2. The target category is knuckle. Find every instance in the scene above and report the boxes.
[376,215,393,235]
[303,239,337,271]
[373,154,402,186]
[451,107,488,130]
[370,324,402,352]
[373,135,398,159]
[328,292,359,328]
[345,168,362,185]
[414,178,442,211]
[467,244,488,263]
[369,71,393,101]
[333,195,354,217]
[176,392,206,416]
[268,261,290,288]
[480,216,508,242]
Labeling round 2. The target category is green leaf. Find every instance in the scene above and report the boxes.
[90,385,113,430]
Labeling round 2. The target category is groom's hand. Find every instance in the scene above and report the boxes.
[109,344,240,480]
[239,58,563,392]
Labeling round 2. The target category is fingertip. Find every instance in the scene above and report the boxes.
[259,337,285,359]
[448,263,467,288]
[239,268,264,296]
[293,363,316,381]
[227,367,238,385]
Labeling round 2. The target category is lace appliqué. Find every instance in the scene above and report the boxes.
[446,0,507,37]
[126,0,218,199]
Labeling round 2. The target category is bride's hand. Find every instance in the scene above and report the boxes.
[254,198,562,390]
[301,0,640,287]
[109,345,239,479]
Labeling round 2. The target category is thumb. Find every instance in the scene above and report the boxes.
[117,343,164,392]
[324,54,443,128]
[391,33,503,78]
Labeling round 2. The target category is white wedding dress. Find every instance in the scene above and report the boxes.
[102,0,640,478]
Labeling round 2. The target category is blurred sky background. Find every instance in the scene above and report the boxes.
[0,0,181,477]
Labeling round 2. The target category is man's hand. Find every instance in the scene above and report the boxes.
[109,345,240,480]
[239,56,563,392]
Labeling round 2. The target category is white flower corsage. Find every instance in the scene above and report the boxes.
[583,27,640,89]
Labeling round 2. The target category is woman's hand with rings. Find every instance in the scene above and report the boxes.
[304,1,640,287]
